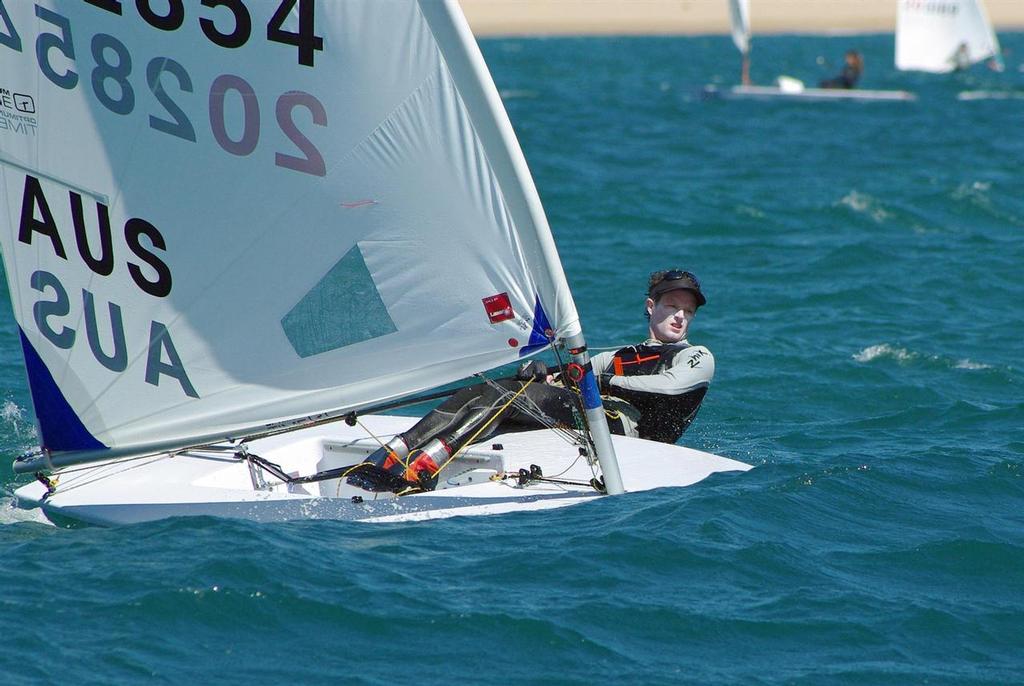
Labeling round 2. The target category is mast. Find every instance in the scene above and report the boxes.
[729,0,752,85]
[564,334,624,495]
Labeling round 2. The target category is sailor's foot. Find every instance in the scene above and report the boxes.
[344,438,406,491]
[345,453,442,493]
[403,454,440,492]
[345,463,411,492]
[345,436,409,487]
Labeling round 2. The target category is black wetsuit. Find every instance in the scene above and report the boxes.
[820,64,861,89]
[591,340,714,443]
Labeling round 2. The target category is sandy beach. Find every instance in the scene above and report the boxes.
[461,0,1024,36]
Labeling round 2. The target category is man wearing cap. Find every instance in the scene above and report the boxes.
[348,268,714,492]
[590,269,714,443]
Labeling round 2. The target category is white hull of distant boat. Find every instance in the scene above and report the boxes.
[703,84,917,102]
[13,415,751,526]
[957,90,1024,101]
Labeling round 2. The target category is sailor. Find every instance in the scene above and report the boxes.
[347,269,715,492]
[951,42,972,72]
[819,50,863,89]
[591,269,714,443]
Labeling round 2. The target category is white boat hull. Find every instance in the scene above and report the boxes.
[703,85,917,102]
[13,415,751,526]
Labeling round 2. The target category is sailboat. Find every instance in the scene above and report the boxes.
[895,0,1003,74]
[703,0,917,102]
[895,0,1015,101]
[0,1,750,526]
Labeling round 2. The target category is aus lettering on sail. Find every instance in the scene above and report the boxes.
[15,173,197,399]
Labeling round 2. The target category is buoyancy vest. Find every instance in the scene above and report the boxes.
[608,344,709,444]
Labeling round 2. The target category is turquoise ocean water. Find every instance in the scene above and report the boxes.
[2,33,1023,684]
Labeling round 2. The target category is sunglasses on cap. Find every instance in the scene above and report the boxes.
[648,269,706,307]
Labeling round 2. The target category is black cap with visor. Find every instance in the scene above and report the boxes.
[647,269,706,308]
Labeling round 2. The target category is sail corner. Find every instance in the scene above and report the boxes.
[18,328,107,454]
[518,297,554,357]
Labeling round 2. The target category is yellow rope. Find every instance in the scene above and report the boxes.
[429,378,534,477]
[354,417,393,451]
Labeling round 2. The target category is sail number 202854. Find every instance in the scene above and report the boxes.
[0,1,327,177]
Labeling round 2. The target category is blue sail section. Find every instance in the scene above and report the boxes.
[19,328,107,453]
[518,297,553,357]
[281,244,398,358]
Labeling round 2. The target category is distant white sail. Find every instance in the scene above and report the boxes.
[0,1,580,465]
[896,0,1001,73]
[729,0,751,55]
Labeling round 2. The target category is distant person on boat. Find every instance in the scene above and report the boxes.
[347,269,715,493]
[951,42,972,71]
[819,50,863,89]
[951,41,1005,73]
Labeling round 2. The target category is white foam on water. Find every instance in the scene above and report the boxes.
[853,344,916,363]
[2,399,23,424]
[1,402,49,526]
[0,496,53,526]
[854,344,992,371]
[1,399,37,442]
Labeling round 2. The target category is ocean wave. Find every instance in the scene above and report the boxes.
[853,344,992,370]
[499,89,538,100]
[951,180,992,205]
[953,359,991,370]
[735,204,766,219]
[852,344,916,363]
[784,463,871,490]
[948,180,1024,225]
[836,190,891,223]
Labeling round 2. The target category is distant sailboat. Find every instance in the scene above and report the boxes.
[704,0,917,102]
[895,0,1003,73]
[896,0,1018,101]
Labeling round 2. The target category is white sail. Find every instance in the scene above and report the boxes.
[729,0,751,55]
[895,0,1001,73]
[0,0,581,466]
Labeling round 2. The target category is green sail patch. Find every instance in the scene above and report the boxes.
[281,245,397,358]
